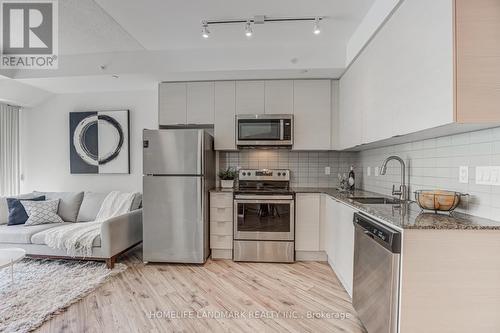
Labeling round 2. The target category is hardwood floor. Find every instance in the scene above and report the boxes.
[35,247,366,333]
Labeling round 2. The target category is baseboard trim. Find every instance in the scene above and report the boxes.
[211,249,232,260]
[295,251,327,261]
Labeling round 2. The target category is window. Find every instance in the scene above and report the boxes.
[0,104,20,196]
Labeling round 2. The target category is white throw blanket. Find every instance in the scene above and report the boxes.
[44,191,135,257]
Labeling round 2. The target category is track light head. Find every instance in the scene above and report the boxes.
[313,17,321,35]
[245,20,253,37]
[201,22,210,39]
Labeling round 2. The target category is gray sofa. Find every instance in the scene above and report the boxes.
[0,191,143,268]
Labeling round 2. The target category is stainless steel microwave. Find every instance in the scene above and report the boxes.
[236,114,293,147]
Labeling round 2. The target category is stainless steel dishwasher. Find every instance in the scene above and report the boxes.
[352,213,401,333]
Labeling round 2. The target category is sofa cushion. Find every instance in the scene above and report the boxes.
[77,192,142,222]
[131,193,142,210]
[7,196,46,226]
[76,192,108,222]
[30,226,102,247]
[0,223,70,244]
[22,199,64,225]
[33,191,84,222]
[0,197,8,225]
[0,193,39,224]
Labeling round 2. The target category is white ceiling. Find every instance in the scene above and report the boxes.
[1,0,393,95]
[94,0,374,50]
[59,0,144,55]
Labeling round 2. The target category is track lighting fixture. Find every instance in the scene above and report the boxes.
[313,17,321,35]
[201,16,324,39]
[245,20,253,37]
[201,21,210,39]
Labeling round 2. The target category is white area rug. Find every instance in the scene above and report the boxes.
[0,259,126,333]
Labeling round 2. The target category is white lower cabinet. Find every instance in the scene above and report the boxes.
[322,195,337,260]
[210,192,233,259]
[295,193,320,251]
[322,194,356,297]
[332,200,356,296]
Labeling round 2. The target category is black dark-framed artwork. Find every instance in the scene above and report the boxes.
[69,110,130,174]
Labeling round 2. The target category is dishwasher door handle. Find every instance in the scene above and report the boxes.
[363,230,375,239]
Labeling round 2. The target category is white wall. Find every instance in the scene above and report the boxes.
[345,0,401,66]
[20,89,157,193]
[0,78,52,107]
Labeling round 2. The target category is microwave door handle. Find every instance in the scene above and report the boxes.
[280,120,284,140]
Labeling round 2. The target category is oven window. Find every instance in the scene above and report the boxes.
[236,202,291,232]
[238,120,280,140]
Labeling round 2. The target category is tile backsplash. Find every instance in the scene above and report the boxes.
[218,126,500,221]
[358,127,500,220]
[219,150,358,188]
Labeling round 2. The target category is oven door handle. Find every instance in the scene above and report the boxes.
[234,195,294,201]
[234,199,295,204]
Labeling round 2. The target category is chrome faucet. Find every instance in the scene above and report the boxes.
[380,156,408,202]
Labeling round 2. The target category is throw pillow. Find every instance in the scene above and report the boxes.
[22,199,64,225]
[7,196,46,226]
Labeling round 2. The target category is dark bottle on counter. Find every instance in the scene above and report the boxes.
[348,166,355,191]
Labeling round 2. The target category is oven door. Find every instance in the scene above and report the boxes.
[234,195,295,241]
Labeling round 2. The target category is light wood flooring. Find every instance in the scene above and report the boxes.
[35,246,366,333]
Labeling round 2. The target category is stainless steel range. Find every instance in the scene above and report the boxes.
[233,169,295,263]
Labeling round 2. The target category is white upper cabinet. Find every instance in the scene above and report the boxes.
[159,82,186,125]
[293,80,331,150]
[159,79,337,150]
[338,0,455,149]
[330,80,340,150]
[186,82,214,124]
[235,81,265,115]
[338,66,364,150]
[214,81,237,150]
[264,80,294,114]
[295,193,321,252]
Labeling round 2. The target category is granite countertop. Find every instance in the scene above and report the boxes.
[292,187,500,231]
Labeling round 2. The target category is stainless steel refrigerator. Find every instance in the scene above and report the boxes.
[142,129,215,263]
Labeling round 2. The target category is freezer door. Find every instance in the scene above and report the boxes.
[143,129,203,175]
[143,175,207,263]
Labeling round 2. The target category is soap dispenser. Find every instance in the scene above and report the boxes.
[348,166,355,191]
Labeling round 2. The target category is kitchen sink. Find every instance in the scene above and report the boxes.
[349,197,402,205]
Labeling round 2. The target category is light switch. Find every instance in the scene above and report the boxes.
[324,166,331,175]
[459,166,468,184]
[367,166,371,177]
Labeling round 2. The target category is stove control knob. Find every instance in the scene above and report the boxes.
[241,172,246,176]
[277,172,281,176]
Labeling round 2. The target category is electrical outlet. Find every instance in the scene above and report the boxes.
[324,166,331,175]
[375,166,380,176]
[491,167,500,184]
[367,166,371,177]
[476,166,491,185]
[459,166,468,184]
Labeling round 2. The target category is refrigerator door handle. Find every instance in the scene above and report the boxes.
[198,177,203,224]
[197,131,203,175]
